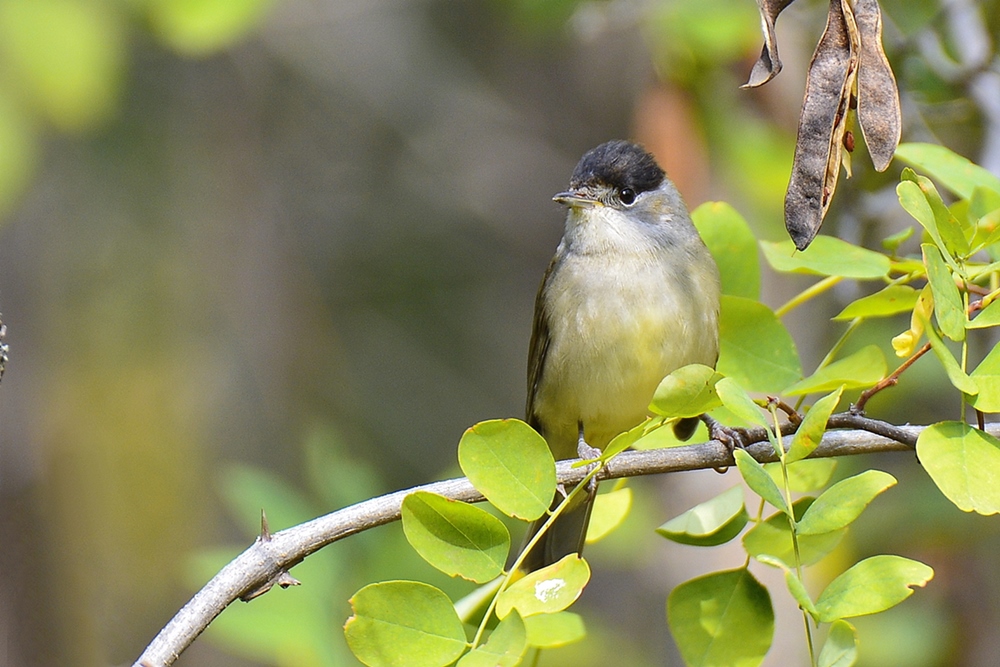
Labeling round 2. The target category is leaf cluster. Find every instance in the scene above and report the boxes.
[645,143,1000,666]
[344,419,618,667]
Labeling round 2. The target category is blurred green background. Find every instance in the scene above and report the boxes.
[1,0,1000,665]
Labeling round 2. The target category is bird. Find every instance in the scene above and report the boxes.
[522,140,721,570]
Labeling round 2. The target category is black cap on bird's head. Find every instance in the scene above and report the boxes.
[568,140,665,196]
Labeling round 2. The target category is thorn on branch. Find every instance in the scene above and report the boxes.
[240,570,302,602]
[260,509,271,542]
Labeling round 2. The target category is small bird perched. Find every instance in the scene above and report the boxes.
[523,140,721,570]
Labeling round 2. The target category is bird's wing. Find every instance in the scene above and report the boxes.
[525,254,558,430]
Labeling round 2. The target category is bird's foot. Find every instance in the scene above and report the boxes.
[576,439,602,462]
[701,414,747,454]
[575,430,602,493]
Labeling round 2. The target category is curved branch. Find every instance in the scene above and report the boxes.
[133,420,993,667]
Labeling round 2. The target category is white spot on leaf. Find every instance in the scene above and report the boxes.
[534,578,566,602]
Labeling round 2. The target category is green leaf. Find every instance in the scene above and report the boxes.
[786,388,843,463]
[783,345,886,397]
[656,485,748,546]
[970,186,1000,218]
[496,554,590,618]
[743,498,846,567]
[973,209,1000,255]
[650,364,723,418]
[716,377,767,427]
[585,486,632,543]
[457,611,526,667]
[345,581,467,667]
[717,295,803,393]
[760,237,890,279]
[797,470,897,535]
[819,620,858,667]
[667,568,774,667]
[454,577,504,626]
[881,226,914,253]
[896,143,1000,200]
[765,458,838,493]
[897,180,961,265]
[916,421,1000,514]
[784,569,818,618]
[970,343,1000,412]
[815,555,933,622]
[735,449,788,514]
[967,298,1000,329]
[147,0,276,56]
[523,611,586,648]
[602,421,647,460]
[401,491,510,583]
[922,244,966,341]
[833,285,919,320]
[903,172,972,257]
[923,318,978,395]
[458,419,555,521]
[692,202,761,299]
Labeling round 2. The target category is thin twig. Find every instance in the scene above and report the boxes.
[772,398,803,424]
[852,342,932,414]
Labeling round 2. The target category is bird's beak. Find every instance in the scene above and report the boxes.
[552,190,599,208]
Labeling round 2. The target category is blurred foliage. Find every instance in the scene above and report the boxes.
[0,0,273,222]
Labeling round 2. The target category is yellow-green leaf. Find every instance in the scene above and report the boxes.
[917,421,1000,514]
[815,555,933,622]
[656,485,748,546]
[761,236,890,279]
[668,568,774,667]
[345,581,467,667]
[496,554,590,618]
[693,202,761,299]
[896,143,1000,200]
[718,296,803,393]
[585,487,632,544]
[783,345,886,396]
[458,419,555,521]
[833,285,919,320]
[922,244,965,341]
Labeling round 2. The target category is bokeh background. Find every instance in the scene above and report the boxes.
[1,0,1000,665]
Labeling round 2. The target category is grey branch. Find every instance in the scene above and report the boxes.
[133,420,995,667]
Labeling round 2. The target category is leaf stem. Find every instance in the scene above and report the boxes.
[470,461,605,649]
[770,402,817,667]
[961,288,970,421]
[775,275,844,317]
[817,317,863,372]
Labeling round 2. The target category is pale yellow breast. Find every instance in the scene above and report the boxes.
[533,249,719,459]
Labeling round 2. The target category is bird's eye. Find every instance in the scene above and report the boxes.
[619,187,636,206]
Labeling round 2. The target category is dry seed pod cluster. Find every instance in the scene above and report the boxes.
[745,0,901,250]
